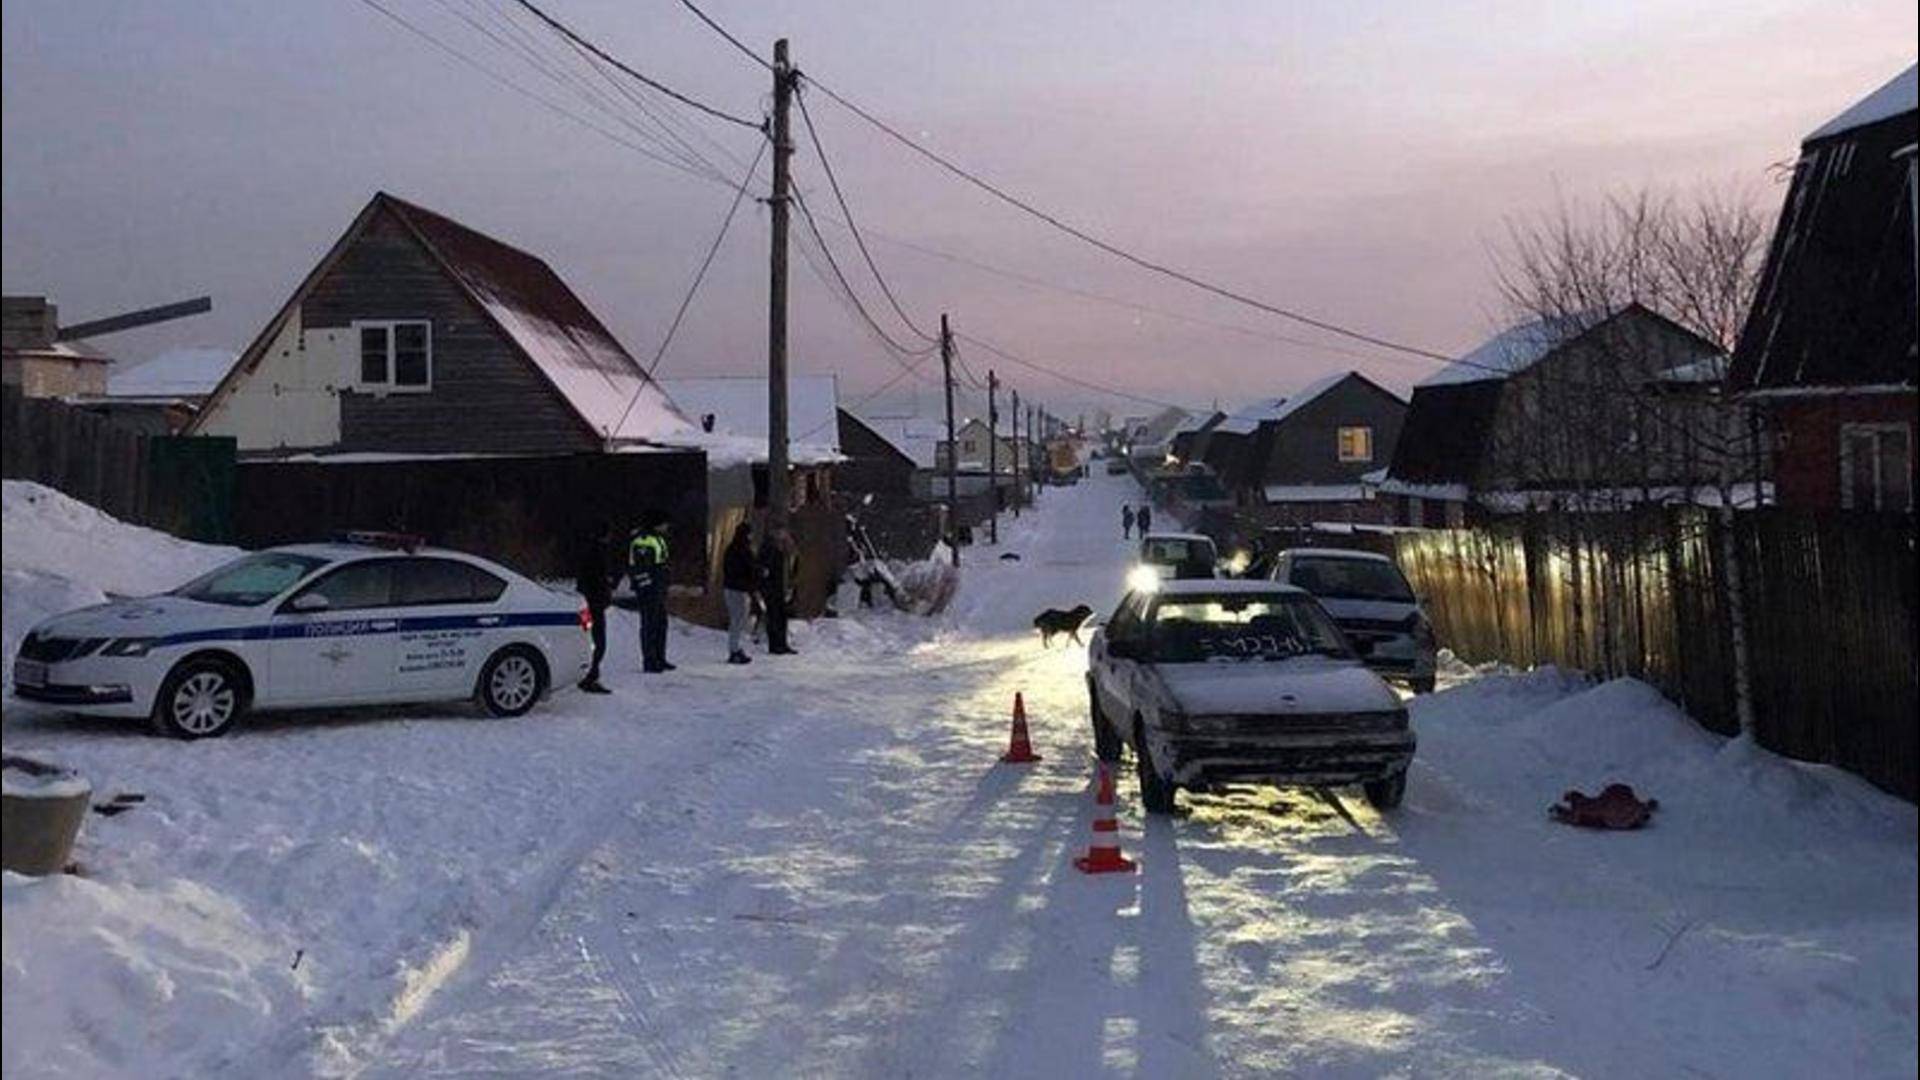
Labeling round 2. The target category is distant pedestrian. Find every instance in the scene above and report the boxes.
[1137,504,1153,534]
[1122,505,1135,539]
[758,527,798,655]
[574,519,615,693]
[722,521,757,665]
[628,512,674,673]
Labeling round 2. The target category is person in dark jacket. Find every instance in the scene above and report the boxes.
[1122,504,1135,539]
[628,512,674,673]
[1136,504,1153,534]
[574,519,615,692]
[721,521,757,665]
[758,527,798,655]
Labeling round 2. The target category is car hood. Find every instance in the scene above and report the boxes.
[31,594,255,640]
[1156,658,1400,716]
[1313,597,1419,623]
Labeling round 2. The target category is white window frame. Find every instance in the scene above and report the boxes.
[353,319,433,393]
[1337,425,1374,463]
[1838,422,1913,511]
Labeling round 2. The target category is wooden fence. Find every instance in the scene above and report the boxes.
[1390,509,1917,801]
[0,387,234,541]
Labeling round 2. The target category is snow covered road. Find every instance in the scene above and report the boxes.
[4,475,1915,1078]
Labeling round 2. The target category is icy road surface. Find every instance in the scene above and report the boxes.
[3,475,1915,1079]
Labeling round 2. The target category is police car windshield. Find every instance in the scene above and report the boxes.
[1149,594,1352,663]
[173,553,330,607]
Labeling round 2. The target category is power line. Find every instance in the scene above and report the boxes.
[790,185,941,360]
[799,75,1455,364]
[509,0,766,130]
[956,331,1188,411]
[795,85,937,343]
[675,0,771,70]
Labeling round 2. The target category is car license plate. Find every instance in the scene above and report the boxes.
[13,659,48,689]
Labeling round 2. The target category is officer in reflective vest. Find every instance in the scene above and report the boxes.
[628,514,674,673]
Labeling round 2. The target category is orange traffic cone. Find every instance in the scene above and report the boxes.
[1074,761,1136,874]
[1001,692,1041,764]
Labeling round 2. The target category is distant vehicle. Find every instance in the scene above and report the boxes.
[1130,532,1219,591]
[1086,579,1414,813]
[1272,548,1437,694]
[11,534,592,738]
[1105,456,1130,475]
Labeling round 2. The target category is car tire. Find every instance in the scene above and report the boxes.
[1364,769,1408,811]
[1088,683,1122,763]
[1133,719,1177,815]
[151,657,248,739]
[1410,675,1436,695]
[479,646,547,718]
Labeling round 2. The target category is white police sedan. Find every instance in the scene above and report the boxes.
[11,534,593,738]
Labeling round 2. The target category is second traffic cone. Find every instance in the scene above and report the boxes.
[1074,761,1136,874]
[1001,691,1041,763]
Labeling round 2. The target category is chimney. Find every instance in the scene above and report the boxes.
[1,296,58,351]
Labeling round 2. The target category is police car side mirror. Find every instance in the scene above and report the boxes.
[290,593,330,613]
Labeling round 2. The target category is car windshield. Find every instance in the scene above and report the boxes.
[1289,556,1414,603]
[1141,537,1214,567]
[172,552,330,607]
[1148,594,1353,663]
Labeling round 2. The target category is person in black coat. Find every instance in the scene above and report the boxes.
[758,527,798,655]
[721,521,757,665]
[574,519,615,692]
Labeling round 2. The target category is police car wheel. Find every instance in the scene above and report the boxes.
[152,658,246,739]
[479,647,546,718]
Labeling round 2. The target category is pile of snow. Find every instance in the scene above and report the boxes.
[107,346,237,399]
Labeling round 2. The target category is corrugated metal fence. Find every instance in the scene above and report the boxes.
[1392,509,1916,802]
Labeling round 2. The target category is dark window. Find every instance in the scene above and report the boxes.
[360,325,389,384]
[291,560,396,611]
[393,323,430,387]
[1289,556,1414,602]
[174,552,330,607]
[395,558,508,605]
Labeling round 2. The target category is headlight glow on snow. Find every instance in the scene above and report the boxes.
[1127,565,1162,594]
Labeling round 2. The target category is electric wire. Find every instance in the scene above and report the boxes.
[955,331,1188,410]
[790,185,942,361]
[509,0,766,130]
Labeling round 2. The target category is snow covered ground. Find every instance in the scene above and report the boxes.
[2,476,1914,1078]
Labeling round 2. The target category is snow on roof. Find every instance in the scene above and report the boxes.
[384,195,693,444]
[107,346,236,398]
[1214,397,1290,435]
[659,375,841,465]
[1652,355,1729,386]
[1806,64,1917,142]
[858,413,944,468]
[1262,483,1369,503]
[1418,313,1596,388]
[1281,546,1395,563]
[1155,577,1306,596]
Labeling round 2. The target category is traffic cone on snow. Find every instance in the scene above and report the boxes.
[1000,692,1042,764]
[1074,761,1136,874]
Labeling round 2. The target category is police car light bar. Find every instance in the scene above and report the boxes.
[336,530,427,552]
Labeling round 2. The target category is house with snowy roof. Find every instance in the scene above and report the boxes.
[1376,304,1731,524]
[1728,63,1917,513]
[187,192,708,580]
[1200,372,1406,524]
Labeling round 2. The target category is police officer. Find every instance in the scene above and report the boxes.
[628,512,674,673]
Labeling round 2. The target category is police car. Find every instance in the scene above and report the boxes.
[10,533,593,738]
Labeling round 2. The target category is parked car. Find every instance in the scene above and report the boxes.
[1105,456,1130,475]
[1271,548,1437,693]
[10,534,592,738]
[1086,579,1414,812]
[1129,531,1220,591]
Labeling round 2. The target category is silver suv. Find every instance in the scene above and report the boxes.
[1272,548,1437,693]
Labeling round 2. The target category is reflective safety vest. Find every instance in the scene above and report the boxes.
[629,532,668,570]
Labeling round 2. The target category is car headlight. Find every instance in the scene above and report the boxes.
[1126,565,1161,594]
[1223,550,1251,576]
[100,638,158,657]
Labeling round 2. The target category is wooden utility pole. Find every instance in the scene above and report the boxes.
[986,369,999,544]
[940,313,959,565]
[767,38,795,532]
[1010,389,1022,519]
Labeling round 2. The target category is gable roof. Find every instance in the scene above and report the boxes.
[658,374,841,465]
[837,408,915,468]
[856,413,944,468]
[1418,313,1598,388]
[194,192,692,445]
[1730,69,1918,395]
[1383,379,1507,486]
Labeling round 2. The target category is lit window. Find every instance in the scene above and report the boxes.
[355,320,432,391]
[1840,423,1912,512]
[1337,426,1373,463]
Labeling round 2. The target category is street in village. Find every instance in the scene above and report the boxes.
[3,473,1913,1078]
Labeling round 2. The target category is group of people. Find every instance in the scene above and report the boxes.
[573,513,800,693]
[1120,502,1154,539]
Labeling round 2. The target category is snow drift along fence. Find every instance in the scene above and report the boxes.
[0,386,234,542]
[1393,509,1917,802]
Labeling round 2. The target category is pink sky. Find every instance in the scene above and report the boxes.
[3,1,1915,417]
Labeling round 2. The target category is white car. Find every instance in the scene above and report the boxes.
[1087,579,1415,813]
[1271,548,1438,693]
[11,535,593,738]
[1128,531,1220,592]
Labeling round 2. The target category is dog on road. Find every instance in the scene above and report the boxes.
[1033,604,1094,648]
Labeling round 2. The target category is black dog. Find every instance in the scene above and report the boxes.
[1033,604,1094,648]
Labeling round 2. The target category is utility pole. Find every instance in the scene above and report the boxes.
[940,313,959,566]
[987,369,999,544]
[1010,389,1022,519]
[767,38,794,533]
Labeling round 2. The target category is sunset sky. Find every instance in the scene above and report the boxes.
[3,0,1915,418]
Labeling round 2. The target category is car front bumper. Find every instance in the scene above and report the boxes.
[1155,727,1416,788]
[11,656,160,718]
